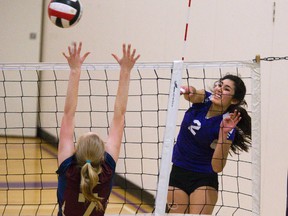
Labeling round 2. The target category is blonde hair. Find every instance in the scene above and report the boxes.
[75,132,105,211]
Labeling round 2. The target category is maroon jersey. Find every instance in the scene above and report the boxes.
[56,152,116,216]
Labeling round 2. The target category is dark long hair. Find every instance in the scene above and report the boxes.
[221,74,251,154]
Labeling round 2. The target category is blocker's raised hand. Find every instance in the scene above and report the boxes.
[112,44,140,71]
[63,42,90,71]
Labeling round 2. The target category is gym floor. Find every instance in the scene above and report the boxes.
[0,137,153,215]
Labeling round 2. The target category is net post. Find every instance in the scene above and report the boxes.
[252,60,261,216]
[154,60,183,216]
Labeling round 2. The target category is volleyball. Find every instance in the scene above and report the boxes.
[48,0,83,28]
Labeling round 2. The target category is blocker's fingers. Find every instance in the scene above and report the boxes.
[77,42,82,54]
[72,42,77,54]
[68,46,72,55]
[134,54,140,62]
[127,44,131,56]
[111,54,120,64]
[131,48,136,58]
[82,52,90,61]
[62,52,68,59]
[122,44,126,56]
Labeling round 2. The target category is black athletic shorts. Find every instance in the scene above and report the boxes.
[169,164,219,195]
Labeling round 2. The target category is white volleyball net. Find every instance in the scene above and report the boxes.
[0,60,260,216]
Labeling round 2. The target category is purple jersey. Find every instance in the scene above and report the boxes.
[172,91,235,173]
[56,152,116,216]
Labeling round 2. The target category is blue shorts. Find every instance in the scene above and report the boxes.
[169,164,218,195]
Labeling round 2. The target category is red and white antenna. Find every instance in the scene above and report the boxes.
[182,0,192,61]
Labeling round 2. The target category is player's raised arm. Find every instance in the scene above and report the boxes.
[58,42,90,166]
[105,44,140,162]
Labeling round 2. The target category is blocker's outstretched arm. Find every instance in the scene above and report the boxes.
[105,44,140,162]
[58,42,90,166]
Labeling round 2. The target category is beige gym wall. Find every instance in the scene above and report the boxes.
[0,0,287,215]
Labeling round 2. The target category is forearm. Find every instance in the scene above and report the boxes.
[183,87,205,103]
[64,69,81,117]
[211,130,231,173]
[114,68,131,116]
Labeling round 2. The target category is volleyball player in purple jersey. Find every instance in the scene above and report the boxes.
[167,75,251,214]
[56,42,140,216]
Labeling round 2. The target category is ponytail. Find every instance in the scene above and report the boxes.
[75,132,106,211]
[80,163,103,211]
[228,105,251,154]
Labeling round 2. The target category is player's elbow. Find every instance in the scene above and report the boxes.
[212,166,223,173]
[212,161,224,173]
